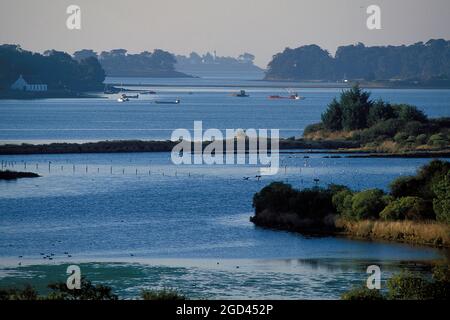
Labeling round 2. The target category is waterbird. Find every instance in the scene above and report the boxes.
[243,177,250,180]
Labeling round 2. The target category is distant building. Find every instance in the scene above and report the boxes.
[10,75,48,92]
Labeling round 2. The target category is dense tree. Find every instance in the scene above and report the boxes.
[265,39,450,82]
[98,48,187,77]
[0,45,105,91]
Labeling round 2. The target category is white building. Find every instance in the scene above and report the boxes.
[10,75,48,92]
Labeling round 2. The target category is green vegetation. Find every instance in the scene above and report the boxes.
[251,160,450,246]
[265,40,450,85]
[0,170,40,180]
[74,49,190,78]
[0,45,105,92]
[304,85,450,152]
[0,278,186,300]
[342,265,450,300]
[141,288,186,300]
[0,278,117,300]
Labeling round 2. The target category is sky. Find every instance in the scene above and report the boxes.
[1,0,450,67]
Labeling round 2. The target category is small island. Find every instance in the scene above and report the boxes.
[0,170,40,180]
[251,160,450,247]
[303,85,450,153]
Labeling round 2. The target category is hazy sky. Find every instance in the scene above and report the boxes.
[1,0,450,67]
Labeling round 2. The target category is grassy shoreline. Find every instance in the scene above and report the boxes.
[335,218,450,248]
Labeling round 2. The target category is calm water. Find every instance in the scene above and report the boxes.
[0,76,449,143]
[0,152,448,298]
[0,76,449,299]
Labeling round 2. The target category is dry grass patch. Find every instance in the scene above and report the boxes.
[336,218,450,247]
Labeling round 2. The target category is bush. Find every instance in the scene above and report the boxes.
[432,172,450,224]
[367,100,395,127]
[394,132,409,143]
[46,278,118,300]
[141,288,186,300]
[0,285,38,300]
[393,104,428,123]
[321,99,343,131]
[350,189,386,220]
[303,122,325,136]
[380,197,433,221]
[428,133,448,147]
[332,189,354,217]
[390,160,450,200]
[341,286,385,300]
[416,133,428,145]
[252,182,297,215]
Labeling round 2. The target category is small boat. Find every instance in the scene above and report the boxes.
[140,90,157,95]
[154,99,180,104]
[232,90,249,97]
[117,94,129,102]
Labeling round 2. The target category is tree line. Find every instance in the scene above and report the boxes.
[265,39,450,82]
[0,45,105,92]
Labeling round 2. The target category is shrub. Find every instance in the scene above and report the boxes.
[303,122,325,136]
[350,189,386,220]
[141,288,186,300]
[428,133,448,147]
[252,182,296,215]
[367,100,395,127]
[394,132,409,143]
[321,99,343,131]
[380,197,433,221]
[0,285,38,300]
[386,272,429,300]
[393,104,428,123]
[332,189,354,218]
[341,286,385,300]
[46,278,118,300]
[416,133,428,145]
[432,172,450,224]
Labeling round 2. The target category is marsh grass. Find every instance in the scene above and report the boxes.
[336,218,450,247]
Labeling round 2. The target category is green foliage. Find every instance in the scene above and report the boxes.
[393,104,428,123]
[303,123,325,136]
[428,133,448,147]
[98,49,184,77]
[266,40,450,82]
[380,197,433,221]
[341,286,385,300]
[342,266,450,300]
[0,285,38,300]
[390,160,450,199]
[321,99,343,131]
[350,189,386,220]
[432,172,450,224]
[0,44,105,91]
[340,85,373,130]
[416,133,428,145]
[332,189,354,218]
[252,182,340,225]
[252,182,297,215]
[367,100,396,127]
[46,277,118,300]
[141,288,186,300]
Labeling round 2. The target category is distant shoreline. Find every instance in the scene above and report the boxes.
[0,139,449,157]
